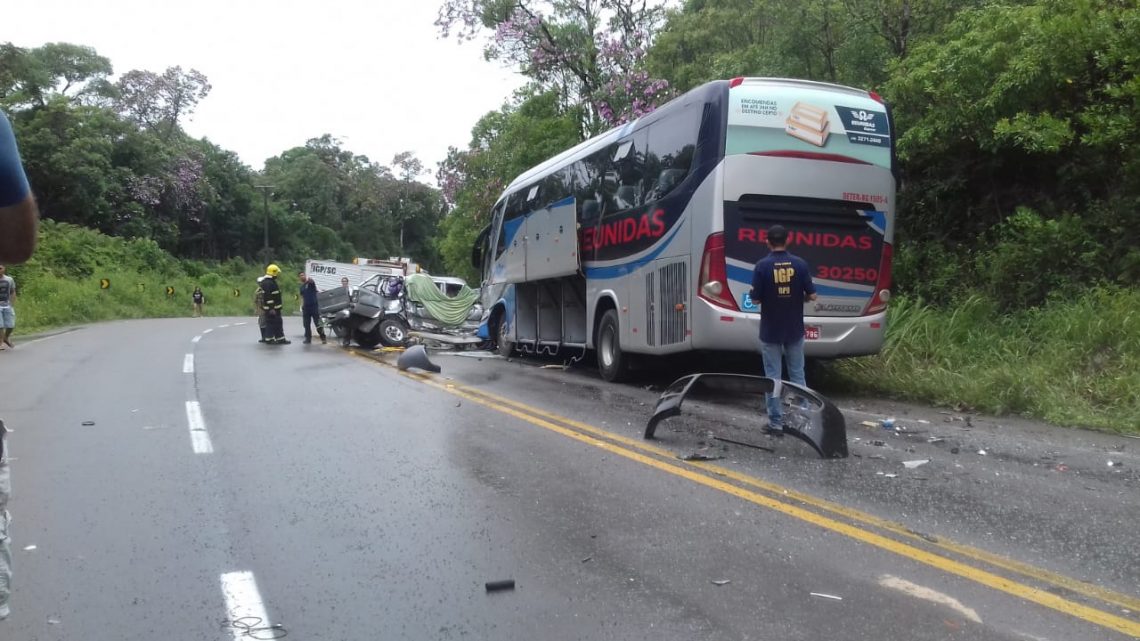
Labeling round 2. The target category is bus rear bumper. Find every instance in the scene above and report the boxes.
[690,303,886,357]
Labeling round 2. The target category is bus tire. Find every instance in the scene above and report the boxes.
[597,309,630,382]
[495,313,513,358]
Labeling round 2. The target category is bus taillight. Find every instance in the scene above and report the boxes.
[698,233,740,311]
[863,242,893,315]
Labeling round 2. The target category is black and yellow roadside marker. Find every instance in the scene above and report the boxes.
[99,278,111,290]
[232,288,241,297]
[165,286,176,297]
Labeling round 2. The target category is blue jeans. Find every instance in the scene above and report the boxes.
[761,339,806,428]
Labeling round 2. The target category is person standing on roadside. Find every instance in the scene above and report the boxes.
[0,266,15,350]
[260,264,289,344]
[298,271,326,344]
[191,286,205,318]
[0,107,39,621]
[749,224,817,436]
[254,276,269,343]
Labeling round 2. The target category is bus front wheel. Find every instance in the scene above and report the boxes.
[495,314,514,357]
[597,309,630,382]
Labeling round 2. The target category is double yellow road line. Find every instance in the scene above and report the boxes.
[359,350,1140,638]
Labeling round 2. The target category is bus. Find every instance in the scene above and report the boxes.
[471,77,896,381]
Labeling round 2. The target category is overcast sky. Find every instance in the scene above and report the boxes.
[8,0,524,179]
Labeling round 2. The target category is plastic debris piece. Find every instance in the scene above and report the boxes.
[884,473,898,478]
[861,421,878,428]
[903,459,930,469]
[810,592,843,600]
[711,580,731,586]
[916,419,931,424]
[81,421,95,426]
[48,617,61,625]
[23,544,37,551]
[977,449,987,456]
[1055,464,1069,472]
[581,556,592,563]
[882,418,896,429]
[485,579,516,592]
[927,437,944,443]
[1107,460,1121,467]
[870,440,886,447]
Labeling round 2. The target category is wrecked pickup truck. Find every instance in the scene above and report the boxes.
[319,273,484,349]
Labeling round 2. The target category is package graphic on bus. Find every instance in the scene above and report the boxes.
[785,102,830,147]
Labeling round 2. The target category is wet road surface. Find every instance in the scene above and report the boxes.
[1,318,1137,640]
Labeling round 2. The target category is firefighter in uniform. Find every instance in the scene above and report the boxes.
[260,264,290,344]
[254,275,270,343]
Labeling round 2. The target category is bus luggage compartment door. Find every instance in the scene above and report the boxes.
[525,198,580,281]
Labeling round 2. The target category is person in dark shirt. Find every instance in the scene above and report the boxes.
[298,271,326,344]
[749,225,818,436]
[191,287,205,317]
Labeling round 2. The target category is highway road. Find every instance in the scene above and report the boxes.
[0,318,1137,640]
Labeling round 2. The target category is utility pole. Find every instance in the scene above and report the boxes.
[255,185,273,260]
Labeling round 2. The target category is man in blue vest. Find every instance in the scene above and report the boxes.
[749,225,818,436]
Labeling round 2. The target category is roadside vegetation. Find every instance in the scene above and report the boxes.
[9,221,263,335]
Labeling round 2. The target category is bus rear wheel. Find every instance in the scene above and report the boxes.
[597,309,630,382]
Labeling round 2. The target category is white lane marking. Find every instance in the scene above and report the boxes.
[220,571,274,640]
[234,322,247,326]
[191,335,202,344]
[185,401,213,454]
[219,324,231,328]
[183,353,194,374]
[203,328,213,334]
[879,575,982,623]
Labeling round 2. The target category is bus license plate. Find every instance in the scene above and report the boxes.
[805,326,820,340]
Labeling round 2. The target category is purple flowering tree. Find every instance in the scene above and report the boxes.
[436,0,675,131]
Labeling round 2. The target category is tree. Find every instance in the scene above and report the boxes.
[0,42,114,109]
[116,66,212,139]
[437,0,673,131]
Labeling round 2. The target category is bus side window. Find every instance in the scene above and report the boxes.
[610,129,648,212]
[644,104,701,204]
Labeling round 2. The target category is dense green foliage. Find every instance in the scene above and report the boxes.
[1,42,443,268]
[8,221,264,334]
[829,289,1140,432]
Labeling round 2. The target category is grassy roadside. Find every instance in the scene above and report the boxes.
[5,221,274,335]
[824,289,1140,434]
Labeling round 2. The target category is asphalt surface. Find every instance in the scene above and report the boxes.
[0,318,1137,640]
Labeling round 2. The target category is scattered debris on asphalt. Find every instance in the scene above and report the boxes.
[950,447,961,454]
[870,440,886,447]
[711,579,732,586]
[581,556,592,563]
[903,459,930,469]
[1107,460,1122,467]
[810,592,843,601]
[1055,464,1069,472]
[927,437,945,444]
[860,421,878,428]
[485,579,516,592]
[881,418,896,430]
[679,452,724,461]
[81,421,95,426]
[23,544,36,551]
[977,449,987,456]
